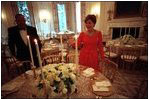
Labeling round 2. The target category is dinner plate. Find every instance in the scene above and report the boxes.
[2,81,25,92]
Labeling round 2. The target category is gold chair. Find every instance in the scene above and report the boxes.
[100,58,118,83]
[3,56,29,77]
[42,55,62,66]
[104,45,118,59]
[66,53,76,63]
[139,46,147,71]
[65,51,79,63]
[104,45,119,66]
[120,47,140,70]
[101,58,140,98]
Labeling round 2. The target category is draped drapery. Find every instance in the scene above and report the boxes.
[51,1,76,33]
[65,2,76,33]
[27,2,35,27]
[32,2,55,38]
[51,2,59,33]
[81,2,86,32]
[2,1,78,42]
[2,2,18,45]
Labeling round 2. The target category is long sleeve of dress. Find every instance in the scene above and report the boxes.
[77,32,84,48]
[97,32,105,60]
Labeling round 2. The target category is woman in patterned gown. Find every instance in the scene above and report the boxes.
[69,14,105,71]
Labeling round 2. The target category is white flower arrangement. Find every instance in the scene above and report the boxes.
[107,35,146,45]
[37,64,77,96]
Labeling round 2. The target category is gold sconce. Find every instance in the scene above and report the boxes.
[39,9,50,23]
[107,10,113,21]
[91,5,100,18]
[2,11,6,21]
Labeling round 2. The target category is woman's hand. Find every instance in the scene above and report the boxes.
[68,35,75,46]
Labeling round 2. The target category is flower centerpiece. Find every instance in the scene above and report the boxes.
[107,35,146,46]
[37,64,77,97]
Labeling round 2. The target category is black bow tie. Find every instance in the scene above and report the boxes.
[18,25,27,30]
[20,29,26,31]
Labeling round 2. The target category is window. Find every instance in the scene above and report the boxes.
[57,4,67,32]
[17,1,31,25]
[112,27,140,39]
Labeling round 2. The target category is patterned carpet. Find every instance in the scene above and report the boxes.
[111,68,148,99]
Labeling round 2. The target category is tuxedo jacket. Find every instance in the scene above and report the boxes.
[8,25,42,67]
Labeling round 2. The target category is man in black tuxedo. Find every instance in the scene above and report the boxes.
[8,14,42,69]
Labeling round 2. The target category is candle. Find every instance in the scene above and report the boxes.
[34,39,44,80]
[27,36,34,67]
[75,34,78,66]
[27,36,36,78]
[60,35,64,62]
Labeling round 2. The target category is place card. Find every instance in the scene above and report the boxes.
[95,80,112,87]
[82,72,95,77]
[125,45,132,47]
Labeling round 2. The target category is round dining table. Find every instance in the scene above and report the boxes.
[2,63,120,99]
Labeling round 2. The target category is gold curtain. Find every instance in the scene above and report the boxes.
[32,2,55,37]
[81,2,86,32]
[51,2,59,33]
[2,1,18,44]
[27,2,35,27]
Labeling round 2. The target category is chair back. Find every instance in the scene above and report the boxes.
[66,52,79,63]
[4,57,18,70]
[120,47,140,70]
[101,58,118,83]
[120,47,140,62]
[3,56,30,77]
[105,45,118,58]
[42,55,62,66]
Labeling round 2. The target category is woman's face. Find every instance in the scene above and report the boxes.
[85,19,95,31]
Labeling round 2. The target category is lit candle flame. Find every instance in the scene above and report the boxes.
[34,39,37,44]
[74,34,78,40]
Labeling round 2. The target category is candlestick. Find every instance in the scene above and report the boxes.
[34,39,44,80]
[27,36,34,66]
[75,34,79,66]
[27,36,37,79]
[32,66,37,79]
[60,35,64,62]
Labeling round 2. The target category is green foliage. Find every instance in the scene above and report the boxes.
[37,83,43,90]
[17,1,31,25]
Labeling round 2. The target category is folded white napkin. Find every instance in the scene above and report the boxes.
[26,70,34,76]
[92,84,109,92]
[125,45,132,47]
[83,68,94,73]
[82,68,95,77]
